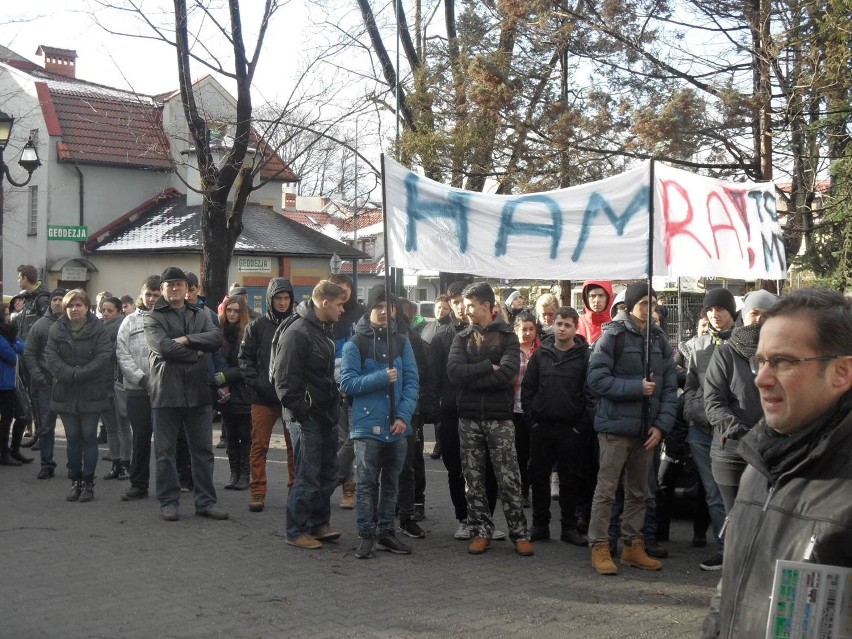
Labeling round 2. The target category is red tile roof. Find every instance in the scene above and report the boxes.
[281,209,337,232]
[281,207,384,233]
[49,90,172,169]
[4,48,297,178]
[340,209,383,232]
[341,260,383,275]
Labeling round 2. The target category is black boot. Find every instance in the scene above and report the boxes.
[67,477,83,502]
[119,460,130,480]
[9,421,33,462]
[234,445,250,491]
[79,477,95,503]
[224,445,239,490]
[0,452,22,466]
[103,459,123,480]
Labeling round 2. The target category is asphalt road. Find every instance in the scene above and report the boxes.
[1,423,718,638]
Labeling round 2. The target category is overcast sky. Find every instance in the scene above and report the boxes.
[1,0,318,102]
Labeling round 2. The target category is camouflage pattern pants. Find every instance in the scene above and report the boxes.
[458,418,528,541]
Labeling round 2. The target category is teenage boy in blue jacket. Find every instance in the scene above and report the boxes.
[340,287,419,559]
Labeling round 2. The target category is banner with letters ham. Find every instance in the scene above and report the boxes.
[382,155,786,280]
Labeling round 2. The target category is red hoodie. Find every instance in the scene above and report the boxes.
[576,280,613,345]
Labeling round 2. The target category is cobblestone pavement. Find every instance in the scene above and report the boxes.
[1,422,719,638]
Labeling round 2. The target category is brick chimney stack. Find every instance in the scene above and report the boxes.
[36,45,77,79]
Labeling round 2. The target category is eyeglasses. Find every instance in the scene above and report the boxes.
[749,355,843,375]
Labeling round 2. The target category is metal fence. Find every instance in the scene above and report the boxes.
[660,292,706,346]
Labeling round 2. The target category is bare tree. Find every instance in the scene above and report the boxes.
[91,0,289,305]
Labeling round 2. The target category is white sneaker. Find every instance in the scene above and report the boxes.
[492,529,507,541]
[454,521,472,540]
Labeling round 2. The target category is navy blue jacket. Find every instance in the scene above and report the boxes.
[587,312,678,437]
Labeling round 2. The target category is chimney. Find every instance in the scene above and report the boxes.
[36,45,77,79]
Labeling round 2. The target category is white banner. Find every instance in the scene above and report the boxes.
[383,156,786,280]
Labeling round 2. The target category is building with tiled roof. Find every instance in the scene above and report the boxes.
[80,189,365,307]
[0,43,305,298]
[282,195,441,302]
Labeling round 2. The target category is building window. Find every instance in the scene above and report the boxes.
[27,185,38,236]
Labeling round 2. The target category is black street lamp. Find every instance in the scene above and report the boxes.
[0,111,42,296]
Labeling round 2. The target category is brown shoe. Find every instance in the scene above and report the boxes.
[313,526,342,541]
[286,535,322,550]
[620,538,662,571]
[591,542,618,575]
[248,493,265,512]
[339,481,356,509]
[468,536,490,555]
[515,539,535,556]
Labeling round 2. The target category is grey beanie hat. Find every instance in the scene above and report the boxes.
[742,290,778,315]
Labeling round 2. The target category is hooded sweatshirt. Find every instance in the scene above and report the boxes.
[238,277,295,406]
[576,280,613,345]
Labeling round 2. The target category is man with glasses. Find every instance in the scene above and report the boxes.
[703,287,852,639]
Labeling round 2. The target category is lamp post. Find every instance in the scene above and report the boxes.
[0,111,42,296]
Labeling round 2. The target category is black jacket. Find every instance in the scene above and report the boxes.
[102,314,124,393]
[521,335,593,427]
[704,326,762,466]
[397,313,438,421]
[16,282,51,340]
[45,314,113,414]
[704,392,852,639]
[144,298,222,409]
[238,278,294,406]
[23,307,61,386]
[422,314,465,414]
[272,299,340,428]
[447,317,519,421]
[219,321,252,414]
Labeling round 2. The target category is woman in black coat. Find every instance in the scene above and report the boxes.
[45,290,112,502]
[216,295,253,490]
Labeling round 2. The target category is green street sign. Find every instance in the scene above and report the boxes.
[47,225,89,241]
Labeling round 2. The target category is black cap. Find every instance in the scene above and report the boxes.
[624,282,657,313]
[366,284,398,311]
[50,288,67,299]
[703,288,737,318]
[160,266,188,283]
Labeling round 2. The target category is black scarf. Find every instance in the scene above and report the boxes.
[743,390,852,484]
[728,323,761,360]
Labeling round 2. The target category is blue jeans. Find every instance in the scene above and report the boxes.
[286,418,338,539]
[34,383,58,470]
[688,427,726,552]
[61,412,100,478]
[354,438,406,535]
[152,406,217,512]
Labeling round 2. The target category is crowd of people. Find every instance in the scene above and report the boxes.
[2,263,850,636]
